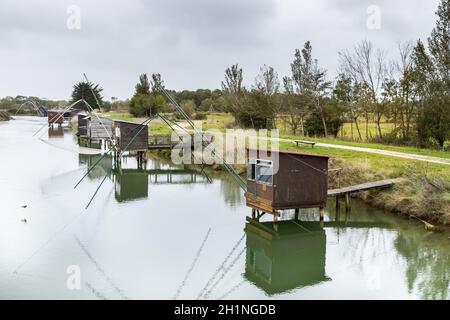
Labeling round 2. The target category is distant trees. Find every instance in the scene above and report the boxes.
[221,64,281,129]
[71,81,104,110]
[129,73,166,117]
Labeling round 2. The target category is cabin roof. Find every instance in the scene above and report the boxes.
[247,148,329,159]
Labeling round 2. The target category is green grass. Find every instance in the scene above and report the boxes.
[279,134,450,160]
[102,111,135,122]
[277,140,450,180]
[149,123,173,135]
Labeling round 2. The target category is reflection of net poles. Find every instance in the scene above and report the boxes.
[74,235,129,299]
[159,87,247,192]
[173,227,211,299]
[217,279,245,300]
[196,234,244,300]
[202,247,245,299]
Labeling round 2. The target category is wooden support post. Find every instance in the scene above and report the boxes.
[345,192,350,211]
[335,195,340,210]
[319,207,324,221]
[294,208,299,220]
[251,208,256,219]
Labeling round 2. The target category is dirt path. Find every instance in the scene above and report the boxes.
[277,138,450,165]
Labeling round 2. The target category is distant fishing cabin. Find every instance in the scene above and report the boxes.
[47,110,64,127]
[245,149,329,220]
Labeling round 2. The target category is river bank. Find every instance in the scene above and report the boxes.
[0,111,11,121]
[152,144,450,228]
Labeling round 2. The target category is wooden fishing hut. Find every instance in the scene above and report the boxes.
[113,120,149,166]
[47,110,64,127]
[245,149,329,221]
[87,116,113,141]
[77,112,88,138]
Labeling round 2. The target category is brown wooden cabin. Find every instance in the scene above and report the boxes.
[245,149,329,214]
[87,116,113,140]
[47,110,64,125]
[113,120,148,152]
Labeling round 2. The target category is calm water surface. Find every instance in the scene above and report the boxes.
[0,117,449,299]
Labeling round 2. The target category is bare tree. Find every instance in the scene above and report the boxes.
[339,40,387,139]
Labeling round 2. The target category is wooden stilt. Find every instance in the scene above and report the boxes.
[294,208,299,220]
[319,207,324,221]
[345,192,350,211]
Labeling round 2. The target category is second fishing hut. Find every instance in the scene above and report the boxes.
[77,114,113,149]
[112,120,149,166]
[245,149,329,220]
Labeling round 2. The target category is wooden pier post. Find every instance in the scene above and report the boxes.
[345,192,350,211]
[319,207,324,221]
[294,208,299,220]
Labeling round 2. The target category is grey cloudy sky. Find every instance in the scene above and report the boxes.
[0,0,439,100]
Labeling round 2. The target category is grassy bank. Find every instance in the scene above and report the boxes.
[0,111,11,121]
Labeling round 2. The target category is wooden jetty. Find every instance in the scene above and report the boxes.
[328,178,403,210]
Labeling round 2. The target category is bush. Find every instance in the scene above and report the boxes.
[193,112,207,120]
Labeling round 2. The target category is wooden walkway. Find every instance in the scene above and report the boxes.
[327,178,402,197]
[327,178,403,210]
[328,178,402,197]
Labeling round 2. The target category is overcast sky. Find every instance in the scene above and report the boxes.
[0,0,439,100]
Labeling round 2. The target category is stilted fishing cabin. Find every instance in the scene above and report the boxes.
[77,115,113,149]
[113,120,149,166]
[245,149,329,221]
[47,110,64,127]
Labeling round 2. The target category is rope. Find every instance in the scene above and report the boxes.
[283,152,328,176]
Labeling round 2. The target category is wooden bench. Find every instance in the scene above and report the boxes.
[294,140,316,148]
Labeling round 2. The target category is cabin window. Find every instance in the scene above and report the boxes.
[256,160,273,185]
[247,158,256,180]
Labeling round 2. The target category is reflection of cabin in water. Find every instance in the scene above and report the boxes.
[48,126,64,138]
[113,169,148,203]
[245,218,328,295]
[113,120,148,152]
[245,149,329,219]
